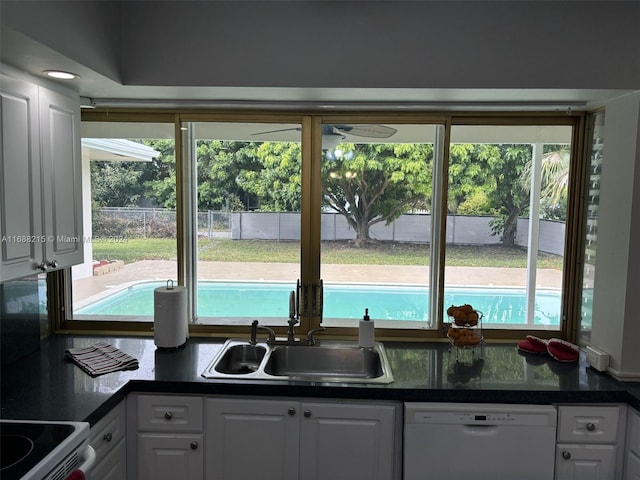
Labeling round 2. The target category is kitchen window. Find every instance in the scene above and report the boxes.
[61,111,585,341]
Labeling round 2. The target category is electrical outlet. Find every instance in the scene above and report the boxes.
[585,346,610,372]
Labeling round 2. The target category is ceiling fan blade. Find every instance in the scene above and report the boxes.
[333,124,398,139]
[251,127,301,136]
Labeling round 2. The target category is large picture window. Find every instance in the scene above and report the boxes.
[445,125,572,331]
[64,112,583,340]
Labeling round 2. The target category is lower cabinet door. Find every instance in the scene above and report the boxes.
[555,444,617,480]
[91,438,126,480]
[299,402,397,480]
[205,398,299,480]
[137,433,203,480]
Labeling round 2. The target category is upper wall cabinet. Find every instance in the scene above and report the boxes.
[0,74,83,282]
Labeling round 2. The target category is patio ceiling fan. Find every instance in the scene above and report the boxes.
[251,124,398,150]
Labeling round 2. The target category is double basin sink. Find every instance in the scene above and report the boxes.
[202,339,394,384]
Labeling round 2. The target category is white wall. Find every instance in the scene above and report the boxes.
[591,91,640,379]
[2,1,639,91]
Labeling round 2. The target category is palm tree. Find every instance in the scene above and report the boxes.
[519,147,570,219]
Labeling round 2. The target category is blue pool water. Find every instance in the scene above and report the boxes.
[75,281,561,326]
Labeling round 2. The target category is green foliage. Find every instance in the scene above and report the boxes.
[322,143,433,239]
[236,142,302,212]
[519,146,570,221]
[457,191,493,215]
[89,135,570,248]
[196,140,262,211]
[448,143,492,213]
[141,139,177,208]
[90,161,145,207]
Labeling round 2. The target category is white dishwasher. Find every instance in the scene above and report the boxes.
[404,402,557,480]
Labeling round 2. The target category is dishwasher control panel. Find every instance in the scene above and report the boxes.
[405,402,557,427]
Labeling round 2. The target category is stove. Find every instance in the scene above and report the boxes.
[0,419,91,480]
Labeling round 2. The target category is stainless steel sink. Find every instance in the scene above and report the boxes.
[264,344,384,379]
[202,339,393,384]
[213,344,266,374]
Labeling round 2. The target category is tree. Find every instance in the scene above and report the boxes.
[449,143,531,247]
[322,143,432,241]
[519,146,570,221]
[448,143,494,215]
[196,140,263,211]
[90,161,145,207]
[236,142,302,212]
[141,139,176,208]
[485,144,532,247]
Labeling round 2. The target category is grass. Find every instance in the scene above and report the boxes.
[92,238,563,269]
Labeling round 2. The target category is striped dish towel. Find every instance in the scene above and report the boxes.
[66,342,139,376]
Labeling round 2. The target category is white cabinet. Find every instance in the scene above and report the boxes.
[556,405,627,480]
[205,397,299,480]
[0,73,82,282]
[299,401,399,480]
[37,86,83,270]
[555,445,617,480]
[625,409,640,479]
[90,400,127,480]
[133,394,203,480]
[206,397,400,480]
[1,74,42,281]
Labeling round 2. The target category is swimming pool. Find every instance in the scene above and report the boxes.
[75,281,561,326]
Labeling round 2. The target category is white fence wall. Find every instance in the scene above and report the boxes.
[230,212,565,256]
[97,209,564,256]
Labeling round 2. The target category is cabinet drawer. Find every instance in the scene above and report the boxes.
[137,395,203,432]
[91,401,126,460]
[628,410,640,458]
[557,406,620,443]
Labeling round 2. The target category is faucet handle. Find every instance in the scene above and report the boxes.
[250,320,276,345]
[306,327,326,345]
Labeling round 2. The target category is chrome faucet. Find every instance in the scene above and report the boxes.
[249,288,325,346]
[287,290,298,341]
[287,317,298,342]
[250,320,275,345]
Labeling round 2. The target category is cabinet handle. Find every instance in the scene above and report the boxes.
[103,432,112,442]
[48,259,58,269]
[288,408,296,416]
[562,451,571,460]
[38,262,48,272]
[304,410,311,418]
[190,441,198,450]
[164,411,173,420]
[586,422,596,432]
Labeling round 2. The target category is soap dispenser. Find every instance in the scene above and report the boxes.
[359,308,375,348]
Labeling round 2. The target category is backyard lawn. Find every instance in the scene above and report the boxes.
[91,238,563,269]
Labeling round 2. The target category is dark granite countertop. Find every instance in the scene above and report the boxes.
[1,335,639,426]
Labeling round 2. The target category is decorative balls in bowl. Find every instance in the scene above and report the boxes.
[446,304,481,327]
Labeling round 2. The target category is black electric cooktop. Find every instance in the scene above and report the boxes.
[0,421,76,480]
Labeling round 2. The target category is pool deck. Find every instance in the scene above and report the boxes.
[72,260,563,306]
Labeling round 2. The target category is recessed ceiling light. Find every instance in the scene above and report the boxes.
[43,70,78,80]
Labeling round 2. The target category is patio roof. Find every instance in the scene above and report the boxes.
[81,138,159,162]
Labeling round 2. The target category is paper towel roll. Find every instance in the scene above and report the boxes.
[154,283,188,348]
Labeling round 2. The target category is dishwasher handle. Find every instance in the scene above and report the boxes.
[461,424,499,435]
